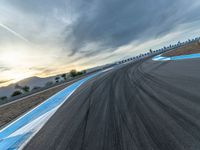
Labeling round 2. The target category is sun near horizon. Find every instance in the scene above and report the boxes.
[0,49,89,87]
[1,0,200,88]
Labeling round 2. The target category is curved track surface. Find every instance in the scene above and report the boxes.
[25,58,200,150]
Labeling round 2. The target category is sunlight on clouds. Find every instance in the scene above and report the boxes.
[1,0,200,87]
[0,44,61,85]
[0,42,82,87]
[0,68,33,86]
[0,20,200,88]
[0,50,24,66]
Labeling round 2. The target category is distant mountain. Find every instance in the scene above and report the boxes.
[0,75,62,97]
[17,76,54,88]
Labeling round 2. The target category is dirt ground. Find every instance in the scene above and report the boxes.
[163,40,200,57]
[0,82,73,128]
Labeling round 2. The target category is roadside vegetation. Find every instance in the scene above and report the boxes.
[163,39,200,57]
[53,69,86,84]
[1,69,87,101]
[11,91,22,97]
[0,96,7,101]
[11,84,30,97]
[54,76,60,83]
[69,69,86,78]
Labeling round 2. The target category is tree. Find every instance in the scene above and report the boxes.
[69,69,86,78]
[61,74,67,81]
[11,91,22,97]
[70,70,77,77]
[22,86,30,93]
[55,77,60,83]
[76,71,84,76]
[149,49,153,53]
[0,96,7,101]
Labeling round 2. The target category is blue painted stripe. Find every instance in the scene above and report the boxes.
[0,71,102,150]
[170,53,200,60]
[0,133,31,150]
[152,53,200,61]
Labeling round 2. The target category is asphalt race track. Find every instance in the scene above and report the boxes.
[24,57,200,150]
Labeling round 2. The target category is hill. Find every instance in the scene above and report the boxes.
[0,76,58,97]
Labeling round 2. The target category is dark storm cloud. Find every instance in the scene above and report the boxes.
[6,0,200,57]
[8,0,66,14]
[65,0,200,56]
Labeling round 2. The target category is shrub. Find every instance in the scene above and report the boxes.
[11,91,22,97]
[70,70,86,78]
[22,86,30,93]
[0,96,7,101]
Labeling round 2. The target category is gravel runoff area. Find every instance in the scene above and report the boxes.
[0,81,75,128]
[162,40,200,57]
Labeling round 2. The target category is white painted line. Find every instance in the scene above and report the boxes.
[0,68,114,150]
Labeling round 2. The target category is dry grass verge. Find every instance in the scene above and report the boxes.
[163,41,200,57]
[0,82,72,128]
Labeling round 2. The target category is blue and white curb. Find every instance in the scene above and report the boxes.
[0,70,107,150]
[153,53,200,61]
[152,55,171,61]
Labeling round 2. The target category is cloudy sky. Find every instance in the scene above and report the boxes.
[0,0,200,86]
